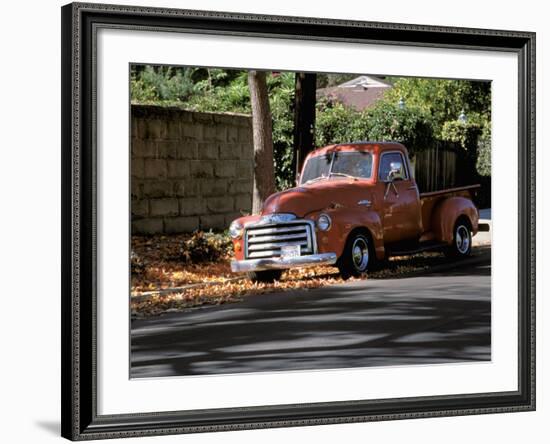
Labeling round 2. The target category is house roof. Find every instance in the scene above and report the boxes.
[317,75,392,111]
[337,75,392,89]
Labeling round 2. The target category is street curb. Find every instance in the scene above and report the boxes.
[131,277,244,303]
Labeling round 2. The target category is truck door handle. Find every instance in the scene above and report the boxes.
[358,199,372,207]
[407,185,417,190]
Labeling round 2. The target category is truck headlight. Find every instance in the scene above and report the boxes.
[229,221,244,239]
[317,214,332,231]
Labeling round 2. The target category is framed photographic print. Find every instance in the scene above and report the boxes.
[61,2,536,440]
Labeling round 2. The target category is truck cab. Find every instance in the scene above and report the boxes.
[229,142,479,282]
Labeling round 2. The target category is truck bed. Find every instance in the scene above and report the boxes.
[419,184,479,235]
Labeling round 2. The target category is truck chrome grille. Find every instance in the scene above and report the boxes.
[245,221,316,259]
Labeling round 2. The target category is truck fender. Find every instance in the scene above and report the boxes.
[316,208,385,260]
[431,196,479,244]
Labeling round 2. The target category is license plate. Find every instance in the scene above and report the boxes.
[281,245,301,258]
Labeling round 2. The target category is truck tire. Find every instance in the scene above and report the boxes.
[337,231,373,279]
[445,218,472,258]
[247,270,283,283]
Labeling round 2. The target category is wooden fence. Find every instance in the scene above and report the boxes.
[412,143,458,193]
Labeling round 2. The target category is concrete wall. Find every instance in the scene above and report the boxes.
[131,105,254,234]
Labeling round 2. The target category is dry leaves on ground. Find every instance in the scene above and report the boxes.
[131,234,485,317]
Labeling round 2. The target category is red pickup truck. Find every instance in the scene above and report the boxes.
[229,142,479,282]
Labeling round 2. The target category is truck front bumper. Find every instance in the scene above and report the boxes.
[231,252,338,273]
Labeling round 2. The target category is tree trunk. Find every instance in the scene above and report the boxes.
[292,72,317,180]
[248,71,275,214]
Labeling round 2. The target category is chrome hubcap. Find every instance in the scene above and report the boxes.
[456,225,471,254]
[352,237,369,271]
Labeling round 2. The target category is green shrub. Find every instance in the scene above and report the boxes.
[315,100,369,146]
[382,77,491,138]
[440,120,482,150]
[131,66,198,104]
[363,102,434,157]
[187,71,251,113]
[476,126,491,177]
[268,73,296,190]
[181,231,233,263]
[315,99,434,158]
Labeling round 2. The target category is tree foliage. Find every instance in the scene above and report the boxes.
[315,99,433,157]
[383,77,491,137]
[440,120,482,151]
[267,73,296,190]
[130,66,492,189]
[362,102,434,157]
[131,66,199,103]
[315,100,369,146]
[476,126,492,177]
[188,70,251,113]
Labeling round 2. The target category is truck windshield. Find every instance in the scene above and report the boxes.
[301,151,373,184]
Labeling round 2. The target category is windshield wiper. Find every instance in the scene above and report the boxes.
[304,175,329,185]
[329,172,358,180]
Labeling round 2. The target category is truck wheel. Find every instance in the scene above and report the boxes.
[337,232,373,279]
[445,219,472,258]
[247,270,283,283]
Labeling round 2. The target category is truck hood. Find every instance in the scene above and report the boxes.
[261,179,372,217]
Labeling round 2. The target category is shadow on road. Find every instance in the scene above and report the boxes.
[131,263,491,378]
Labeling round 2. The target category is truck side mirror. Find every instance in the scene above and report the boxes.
[384,162,403,200]
[387,161,403,181]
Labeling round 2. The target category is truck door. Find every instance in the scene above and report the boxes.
[378,151,422,243]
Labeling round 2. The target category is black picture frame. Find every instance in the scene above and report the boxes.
[61,2,536,440]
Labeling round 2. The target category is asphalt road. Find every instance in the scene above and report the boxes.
[131,257,491,378]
